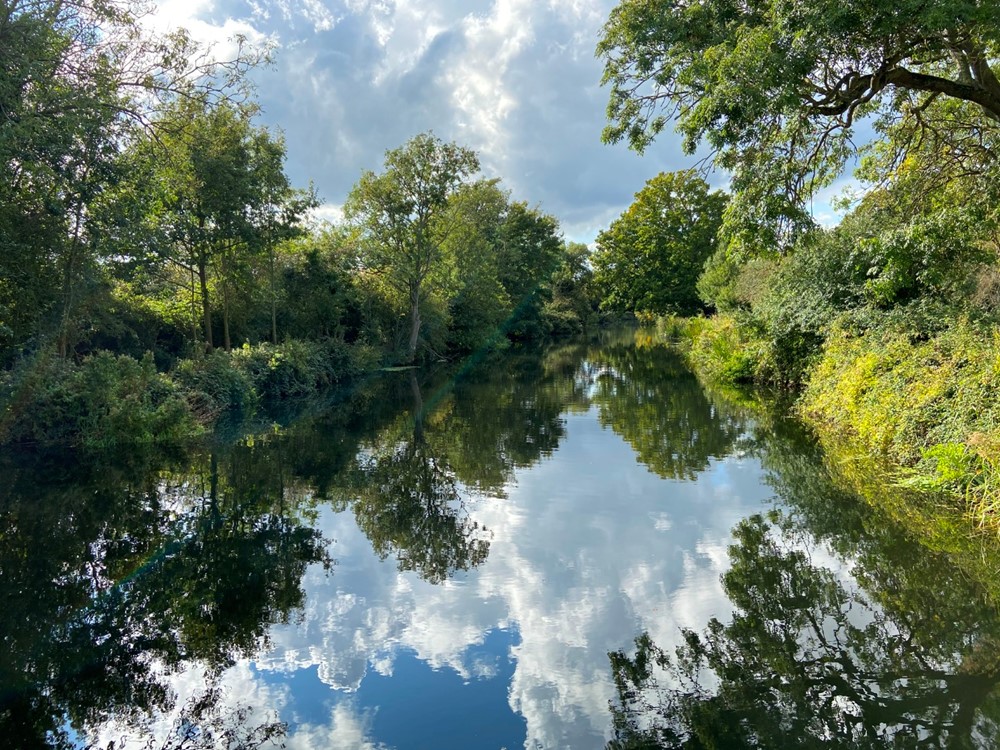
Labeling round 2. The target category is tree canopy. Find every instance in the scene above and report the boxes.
[598,0,1000,249]
[593,170,726,315]
[345,133,481,361]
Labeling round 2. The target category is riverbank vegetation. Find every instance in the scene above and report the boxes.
[0,1,598,450]
[594,0,1000,531]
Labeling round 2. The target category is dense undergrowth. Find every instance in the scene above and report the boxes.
[658,310,1000,534]
[0,339,381,450]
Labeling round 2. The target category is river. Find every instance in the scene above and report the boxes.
[2,330,999,749]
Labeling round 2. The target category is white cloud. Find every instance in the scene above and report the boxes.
[144,0,694,242]
[144,0,270,58]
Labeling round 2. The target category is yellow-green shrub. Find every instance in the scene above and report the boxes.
[801,316,1000,525]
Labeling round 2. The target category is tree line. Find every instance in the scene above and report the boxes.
[590,0,1000,508]
[0,0,598,448]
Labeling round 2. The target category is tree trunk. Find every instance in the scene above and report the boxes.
[57,201,86,358]
[407,285,421,362]
[270,246,278,345]
[198,256,213,351]
[410,370,424,444]
[222,280,232,353]
[189,262,200,354]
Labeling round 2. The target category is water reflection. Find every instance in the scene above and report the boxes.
[0,448,328,749]
[590,337,747,479]
[5,332,999,749]
[348,373,491,583]
[608,422,1000,749]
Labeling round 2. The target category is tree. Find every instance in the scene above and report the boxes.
[593,171,726,316]
[345,133,480,362]
[544,241,598,336]
[0,0,267,358]
[597,0,1000,250]
[496,201,564,340]
[442,184,566,349]
[138,99,312,352]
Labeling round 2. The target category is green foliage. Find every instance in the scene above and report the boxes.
[544,241,598,336]
[684,316,764,385]
[175,352,260,419]
[175,340,379,419]
[1,352,198,449]
[594,171,726,316]
[346,132,481,361]
[132,98,315,352]
[234,340,338,401]
[0,0,269,358]
[598,0,1000,250]
[495,202,565,341]
[800,316,1000,524]
[274,236,365,342]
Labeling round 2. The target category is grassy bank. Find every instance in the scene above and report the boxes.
[659,313,1000,533]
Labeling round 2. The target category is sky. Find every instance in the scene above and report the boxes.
[147,0,852,244]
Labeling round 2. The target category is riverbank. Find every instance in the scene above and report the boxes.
[0,339,380,451]
[656,313,1000,535]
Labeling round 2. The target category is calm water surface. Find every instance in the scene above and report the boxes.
[3,331,1000,749]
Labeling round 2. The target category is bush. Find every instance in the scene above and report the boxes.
[1,351,198,448]
[800,316,1000,464]
[174,351,259,418]
[174,339,381,417]
[687,316,762,384]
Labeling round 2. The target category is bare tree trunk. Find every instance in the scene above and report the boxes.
[198,256,213,351]
[407,285,421,362]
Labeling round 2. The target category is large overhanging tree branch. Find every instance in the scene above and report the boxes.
[597,0,1000,251]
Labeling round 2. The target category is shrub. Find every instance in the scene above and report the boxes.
[685,315,763,385]
[174,351,259,418]
[1,351,198,448]
[174,338,381,417]
[800,316,1000,524]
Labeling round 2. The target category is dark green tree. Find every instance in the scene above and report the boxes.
[593,171,726,316]
[144,99,312,352]
[0,0,266,359]
[345,133,480,361]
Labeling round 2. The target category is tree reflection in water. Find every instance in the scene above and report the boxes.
[0,343,590,746]
[349,375,492,583]
[0,447,329,749]
[590,338,748,480]
[347,354,584,583]
[607,428,1000,749]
